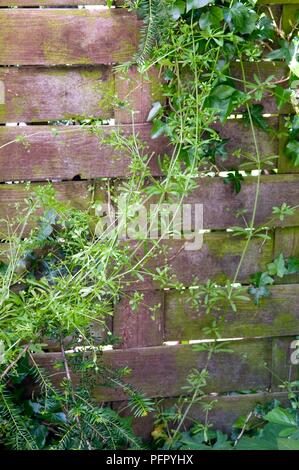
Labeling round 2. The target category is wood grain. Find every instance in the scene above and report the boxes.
[0,124,170,181]
[123,233,273,290]
[0,120,278,182]
[116,392,290,440]
[173,174,299,229]
[0,9,139,65]
[113,291,164,348]
[165,284,299,341]
[35,339,272,401]
[0,66,114,123]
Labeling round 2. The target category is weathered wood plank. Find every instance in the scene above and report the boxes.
[0,120,278,181]
[173,174,299,229]
[0,124,170,181]
[115,392,290,440]
[1,175,299,236]
[35,339,272,401]
[212,117,279,171]
[1,175,299,237]
[0,0,292,5]
[123,233,273,290]
[113,290,164,348]
[274,226,299,258]
[115,66,164,124]
[0,64,287,123]
[0,66,114,123]
[0,9,139,65]
[165,284,299,341]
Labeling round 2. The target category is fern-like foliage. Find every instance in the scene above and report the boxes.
[133,0,169,66]
[0,386,38,450]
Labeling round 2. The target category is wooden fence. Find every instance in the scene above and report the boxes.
[0,1,299,438]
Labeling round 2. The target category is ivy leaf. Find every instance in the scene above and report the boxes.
[243,104,269,133]
[169,0,186,20]
[266,407,297,427]
[30,424,48,449]
[248,285,271,305]
[286,256,299,274]
[285,140,299,166]
[186,0,211,13]
[250,271,274,288]
[224,3,258,35]
[274,85,292,109]
[211,84,236,100]
[267,253,287,278]
[147,101,162,122]
[199,6,223,31]
[151,120,166,139]
[223,170,244,194]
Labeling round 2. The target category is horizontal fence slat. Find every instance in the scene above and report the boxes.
[0,66,159,124]
[0,124,170,181]
[171,174,299,229]
[122,233,273,290]
[0,9,139,65]
[0,231,272,289]
[0,0,294,5]
[165,284,299,341]
[1,175,299,236]
[115,392,290,439]
[34,339,272,400]
[0,120,278,182]
[0,66,114,122]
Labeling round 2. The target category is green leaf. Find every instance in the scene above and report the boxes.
[224,3,258,35]
[223,171,244,194]
[274,85,292,109]
[211,85,236,100]
[243,104,269,133]
[248,285,271,305]
[186,0,211,13]
[285,140,299,166]
[31,424,48,449]
[151,120,166,139]
[199,6,223,31]
[265,407,297,427]
[267,254,287,278]
[169,0,186,20]
[286,256,299,274]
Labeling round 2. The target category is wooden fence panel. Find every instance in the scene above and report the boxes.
[0,2,298,441]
